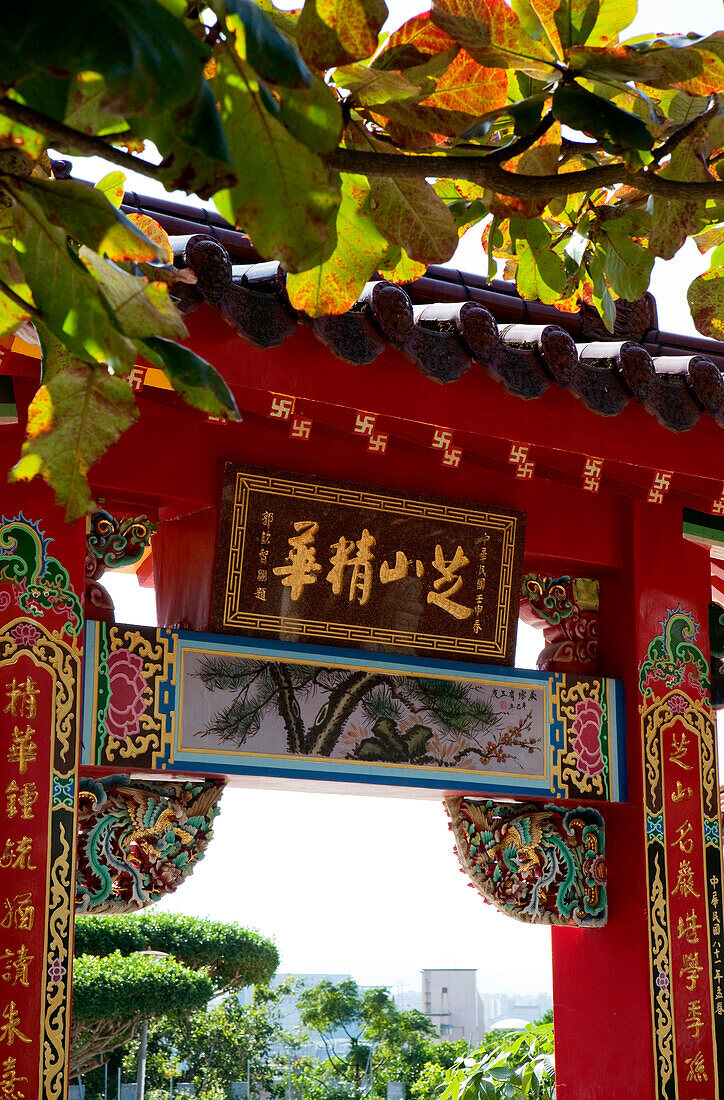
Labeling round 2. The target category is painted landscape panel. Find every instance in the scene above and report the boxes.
[82,624,626,801]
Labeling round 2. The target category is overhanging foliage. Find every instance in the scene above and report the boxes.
[3,0,724,515]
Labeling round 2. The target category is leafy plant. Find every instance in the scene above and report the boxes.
[4,0,724,513]
[440,1021,555,1100]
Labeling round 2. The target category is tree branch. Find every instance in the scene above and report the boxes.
[0,97,162,183]
[322,147,724,201]
[0,278,38,317]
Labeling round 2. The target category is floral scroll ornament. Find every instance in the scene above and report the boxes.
[106,649,146,741]
[571,696,604,776]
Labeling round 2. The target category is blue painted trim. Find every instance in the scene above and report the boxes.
[612,677,628,801]
[167,626,552,686]
[80,619,98,767]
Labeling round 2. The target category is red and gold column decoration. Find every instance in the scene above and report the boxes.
[641,609,724,1099]
[0,514,83,1100]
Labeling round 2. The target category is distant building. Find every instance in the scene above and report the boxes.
[480,992,552,1032]
[421,970,485,1046]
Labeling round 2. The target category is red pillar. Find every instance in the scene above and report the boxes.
[552,501,724,1099]
[0,417,85,1100]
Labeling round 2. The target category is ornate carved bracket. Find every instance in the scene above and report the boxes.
[520,573,600,673]
[85,510,157,623]
[446,796,607,927]
[76,775,225,913]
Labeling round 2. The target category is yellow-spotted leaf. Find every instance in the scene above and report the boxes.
[373,13,458,69]
[286,173,388,315]
[297,0,388,70]
[95,172,126,210]
[688,265,724,339]
[431,0,558,73]
[11,329,138,520]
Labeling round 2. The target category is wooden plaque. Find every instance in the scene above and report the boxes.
[211,464,525,666]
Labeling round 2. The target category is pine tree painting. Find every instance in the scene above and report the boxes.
[191,655,541,772]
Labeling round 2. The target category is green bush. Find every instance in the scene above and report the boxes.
[73,951,213,1022]
[75,912,279,992]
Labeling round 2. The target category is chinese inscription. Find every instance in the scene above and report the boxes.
[214,466,525,666]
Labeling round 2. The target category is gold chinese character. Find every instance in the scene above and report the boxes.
[5,782,37,821]
[254,588,266,602]
[3,678,38,720]
[476,576,486,591]
[261,511,274,528]
[259,549,268,564]
[1,1055,27,1097]
[257,570,268,582]
[672,821,694,854]
[670,729,693,771]
[7,728,37,776]
[717,1002,724,1016]
[327,530,376,607]
[678,909,702,944]
[261,531,271,546]
[686,1051,707,1082]
[380,551,409,585]
[0,839,36,872]
[672,780,693,802]
[473,620,482,634]
[681,952,704,991]
[427,545,472,620]
[273,521,321,600]
[0,1003,29,1047]
[686,1000,705,1039]
[673,861,700,898]
[0,946,33,988]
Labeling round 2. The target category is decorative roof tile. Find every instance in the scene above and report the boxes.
[118,192,724,436]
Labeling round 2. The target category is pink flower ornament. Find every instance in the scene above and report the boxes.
[105,649,146,741]
[571,696,604,777]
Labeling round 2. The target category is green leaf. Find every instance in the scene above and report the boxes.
[9,177,160,262]
[212,59,340,273]
[588,252,617,332]
[11,196,136,373]
[431,0,559,74]
[566,35,724,96]
[286,174,388,315]
[0,0,210,117]
[511,217,566,303]
[142,337,241,420]
[79,247,188,341]
[95,172,126,210]
[276,75,343,154]
[131,79,236,201]
[552,82,653,151]
[297,0,388,69]
[11,328,138,520]
[598,211,654,300]
[221,0,311,87]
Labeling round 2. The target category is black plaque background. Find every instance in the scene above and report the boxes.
[211,464,526,666]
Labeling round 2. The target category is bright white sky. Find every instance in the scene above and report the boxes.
[91,0,724,1001]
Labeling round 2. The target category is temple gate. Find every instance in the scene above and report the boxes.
[2,192,724,1099]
